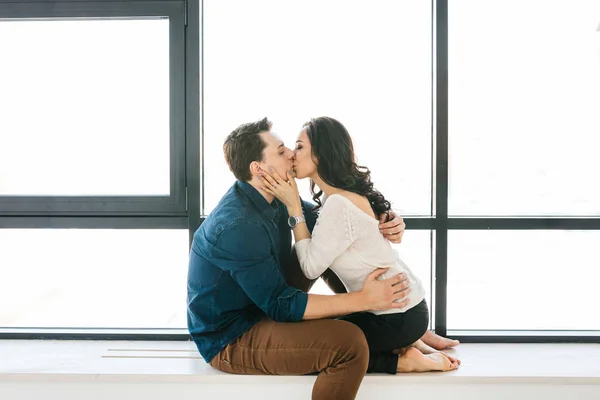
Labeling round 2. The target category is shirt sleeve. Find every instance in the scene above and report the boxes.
[301,198,318,234]
[211,221,308,322]
[294,195,357,280]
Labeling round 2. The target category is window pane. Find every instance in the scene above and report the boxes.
[447,230,600,331]
[310,230,433,327]
[448,0,600,216]
[0,19,170,196]
[204,0,432,215]
[0,229,188,328]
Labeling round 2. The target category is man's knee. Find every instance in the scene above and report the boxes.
[332,320,369,366]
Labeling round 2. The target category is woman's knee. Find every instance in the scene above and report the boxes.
[401,319,428,347]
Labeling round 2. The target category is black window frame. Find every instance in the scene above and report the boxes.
[1,0,599,344]
[435,0,600,343]
[0,0,188,218]
[0,0,199,338]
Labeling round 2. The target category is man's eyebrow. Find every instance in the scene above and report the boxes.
[296,140,303,143]
[277,142,284,148]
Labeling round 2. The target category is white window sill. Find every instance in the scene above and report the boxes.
[1,340,600,385]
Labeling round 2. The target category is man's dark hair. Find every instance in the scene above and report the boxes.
[223,117,272,181]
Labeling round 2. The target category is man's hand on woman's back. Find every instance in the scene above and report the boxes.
[359,268,411,311]
[379,211,406,244]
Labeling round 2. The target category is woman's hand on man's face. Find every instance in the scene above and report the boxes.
[259,167,301,211]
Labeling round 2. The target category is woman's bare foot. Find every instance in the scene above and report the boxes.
[421,330,460,350]
[413,339,438,354]
[413,339,461,365]
[396,347,459,373]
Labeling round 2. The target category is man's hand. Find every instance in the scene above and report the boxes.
[360,268,411,311]
[378,210,406,244]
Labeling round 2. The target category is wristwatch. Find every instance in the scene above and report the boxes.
[287,214,306,228]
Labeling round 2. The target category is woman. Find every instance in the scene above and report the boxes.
[260,116,460,374]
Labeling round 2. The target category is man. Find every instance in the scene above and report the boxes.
[187,118,456,400]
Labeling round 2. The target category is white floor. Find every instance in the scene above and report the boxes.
[1,340,600,399]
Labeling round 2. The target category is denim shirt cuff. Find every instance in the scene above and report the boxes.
[288,289,309,322]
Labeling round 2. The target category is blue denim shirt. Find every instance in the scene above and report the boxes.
[187,180,318,362]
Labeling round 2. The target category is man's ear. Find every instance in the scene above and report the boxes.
[249,161,262,178]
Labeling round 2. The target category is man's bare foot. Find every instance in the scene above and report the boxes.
[421,330,460,350]
[396,347,459,373]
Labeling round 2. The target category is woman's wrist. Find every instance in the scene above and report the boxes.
[287,202,303,216]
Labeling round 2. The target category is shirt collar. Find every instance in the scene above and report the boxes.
[236,180,280,221]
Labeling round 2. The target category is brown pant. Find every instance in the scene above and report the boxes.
[210,249,366,399]
[210,317,369,400]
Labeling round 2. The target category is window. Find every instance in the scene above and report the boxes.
[447,230,600,331]
[203,0,433,216]
[448,0,600,217]
[444,0,600,338]
[0,1,186,215]
[4,0,598,341]
[0,19,170,197]
[0,229,188,328]
[0,0,192,336]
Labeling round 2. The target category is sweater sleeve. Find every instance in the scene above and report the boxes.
[294,195,357,280]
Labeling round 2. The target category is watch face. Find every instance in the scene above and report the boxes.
[288,216,296,228]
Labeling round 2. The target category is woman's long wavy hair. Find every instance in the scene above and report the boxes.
[304,117,391,218]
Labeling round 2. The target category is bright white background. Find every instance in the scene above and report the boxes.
[1,1,599,331]
[0,19,170,196]
[203,0,433,216]
[446,0,600,330]
[0,229,189,328]
[449,0,600,216]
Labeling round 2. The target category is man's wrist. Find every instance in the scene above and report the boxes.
[348,291,369,313]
